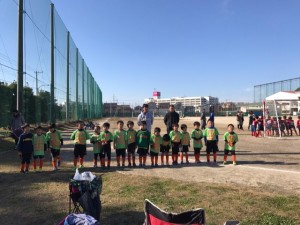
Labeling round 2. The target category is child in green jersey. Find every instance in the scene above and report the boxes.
[126,121,137,167]
[70,121,90,169]
[46,123,63,171]
[161,134,171,166]
[180,124,190,164]
[136,121,151,167]
[150,127,162,167]
[191,121,203,164]
[33,126,47,172]
[203,119,219,164]
[223,124,239,165]
[114,120,127,167]
[169,123,182,165]
[98,122,113,168]
[90,125,102,168]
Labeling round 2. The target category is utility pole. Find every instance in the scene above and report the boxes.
[17,0,24,112]
[35,70,43,95]
[50,3,55,123]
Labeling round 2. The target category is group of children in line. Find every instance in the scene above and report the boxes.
[251,115,300,137]
[17,119,239,173]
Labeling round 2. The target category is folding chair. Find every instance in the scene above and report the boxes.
[144,199,206,225]
[69,182,83,214]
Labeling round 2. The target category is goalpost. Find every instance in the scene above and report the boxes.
[262,100,281,138]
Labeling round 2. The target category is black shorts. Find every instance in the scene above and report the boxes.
[33,155,44,159]
[160,145,170,153]
[51,148,60,158]
[181,145,189,152]
[137,148,148,156]
[206,141,219,153]
[172,146,179,155]
[21,152,32,164]
[74,144,87,158]
[116,148,126,157]
[194,148,201,154]
[224,150,236,155]
[127,142,136,154]
[150,151,159,157]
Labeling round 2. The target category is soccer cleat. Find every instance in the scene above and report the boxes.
[122,163,125,167]
[180,161,184,165]
[52,167,57,171]
[33,169,37,172]
[25,170,29,173]
[186,160,189,164]
[223,161,227,165]
[161,162,164,166]
[128,163,132,167]
[133,163,137,167]
[79,165,84,169]
[151,163,155,167]
[72,166,77,171]
[233,161,237,165]
[155,163,159,167]
[20,170,25,173]
[93,164,97,168]
[117,163,120,167]
[39,168,43,172]
[139,164,143,167]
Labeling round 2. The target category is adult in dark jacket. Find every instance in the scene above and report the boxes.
[164,105,180,134]
[10,109,25,148]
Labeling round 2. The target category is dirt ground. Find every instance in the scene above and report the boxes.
[61,116,300,196]
[1,116,299,196]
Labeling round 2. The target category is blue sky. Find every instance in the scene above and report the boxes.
[2,0,300,105]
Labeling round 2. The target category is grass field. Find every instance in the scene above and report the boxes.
[0,117,300,225]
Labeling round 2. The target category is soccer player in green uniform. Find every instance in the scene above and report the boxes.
[114,120,127,167]
[169,123,182,165]
[150,127,162,167]
[180,124,190,164]
[70,121,91,169]
[46,123,63,171]
[98,122,114,168]
[191,121,203,164]
[136,121,151,167]
[90,125,102,168]
[223,124,239,165]
[203,119,219,164]
[32,126,47,172]
[126,121,137,167]
[161,134,171,166]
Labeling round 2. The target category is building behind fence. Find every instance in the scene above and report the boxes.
[0,0,102,127]
[254,77,300,103]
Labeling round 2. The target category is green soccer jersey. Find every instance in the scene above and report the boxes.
[98,131,114,143]
[203,127,219,141]
[33,134,46,156]
[70,129,90,145]
[126,129,136,145]
[224,131,239,151]
[150,134,162,153]
[114,130,127,149]
[181,131,190,146]
[46,130,63,150]
[169,130,182,143]
[191,129,203,148]
[91,133,102,154]
[136,129,151,149]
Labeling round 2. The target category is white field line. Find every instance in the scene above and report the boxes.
[240,165,300,175]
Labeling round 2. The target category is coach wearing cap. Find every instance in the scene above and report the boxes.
[137,104,154,132]
[164,104,180,134]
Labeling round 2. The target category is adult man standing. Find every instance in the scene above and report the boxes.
[200,109,206,130]
[164,104,180,134]
[10,109,25,148]
[137,104,153,132]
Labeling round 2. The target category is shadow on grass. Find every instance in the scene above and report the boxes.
[101,206,144,225]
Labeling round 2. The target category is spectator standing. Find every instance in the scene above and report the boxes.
[164,104,180,134]
[200,109,206,130]
[137,104,154,132]
[10,109,25,148]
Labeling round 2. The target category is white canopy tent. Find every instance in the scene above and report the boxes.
[264,91,300,137]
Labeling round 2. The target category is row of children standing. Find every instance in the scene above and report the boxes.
[17,119,239,173]
[85,119,239,169]
[251,115,300,137]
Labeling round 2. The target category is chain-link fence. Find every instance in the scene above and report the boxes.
[0,0,102,127]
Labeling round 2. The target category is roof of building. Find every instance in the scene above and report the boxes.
[265,91,300,101]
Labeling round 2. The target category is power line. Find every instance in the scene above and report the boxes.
[0,62,18,71]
